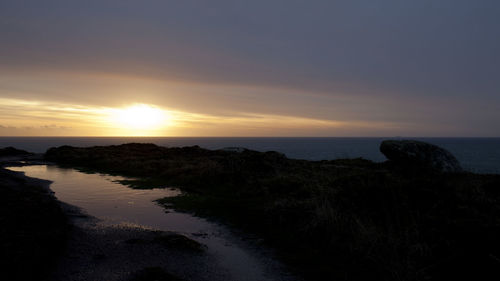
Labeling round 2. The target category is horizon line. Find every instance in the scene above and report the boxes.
[1,136,499,139]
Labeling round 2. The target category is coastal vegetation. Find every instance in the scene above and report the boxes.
[0,147,33,157]
[44,142,500,281]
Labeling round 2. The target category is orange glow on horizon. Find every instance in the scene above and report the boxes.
[0,97,404,137]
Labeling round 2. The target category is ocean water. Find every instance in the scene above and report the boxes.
[1,137,499,174]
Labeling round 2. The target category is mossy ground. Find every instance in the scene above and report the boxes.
[45,143,500,281]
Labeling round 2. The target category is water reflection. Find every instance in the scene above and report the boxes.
[7,165,290,281]
[11,166,165,224]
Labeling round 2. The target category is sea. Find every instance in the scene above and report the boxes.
[1,137,499,174]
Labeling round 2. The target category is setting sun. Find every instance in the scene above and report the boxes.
[109,104,169,133]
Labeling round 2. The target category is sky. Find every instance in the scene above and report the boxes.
[1,0,499,136]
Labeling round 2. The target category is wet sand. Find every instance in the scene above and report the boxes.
[52,204,227,281]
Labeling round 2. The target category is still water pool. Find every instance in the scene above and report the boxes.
[8,165,294,281]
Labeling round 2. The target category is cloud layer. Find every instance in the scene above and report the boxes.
[1,0,499,136]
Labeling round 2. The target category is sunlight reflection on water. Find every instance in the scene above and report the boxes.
[8,165,291,281]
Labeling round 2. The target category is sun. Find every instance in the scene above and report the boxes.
[110,104,169,131]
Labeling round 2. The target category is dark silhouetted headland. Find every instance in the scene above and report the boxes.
[0,147,33,157]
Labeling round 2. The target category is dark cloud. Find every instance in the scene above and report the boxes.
[0,0,499,136]
[2,0,499,96]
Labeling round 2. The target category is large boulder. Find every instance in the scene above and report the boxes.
[380,140,463,173]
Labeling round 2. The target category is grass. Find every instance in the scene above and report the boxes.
[45,143,500,281]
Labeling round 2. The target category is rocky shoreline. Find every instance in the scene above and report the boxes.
[49,207,223,281]
[0,166,228,281]
[1,152,298,281]
[0,160,67,281]
[3,141,500,280]
[44,141,500,281]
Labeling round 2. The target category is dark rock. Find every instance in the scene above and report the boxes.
[0,167,68,280]
[220,147,247,153]
[124,238,145,244]
[129,267,186,281]
[152,232,206,252]
[123,231,205,252]
[380,140,463,173]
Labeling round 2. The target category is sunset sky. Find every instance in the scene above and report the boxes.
[1,0,499,137]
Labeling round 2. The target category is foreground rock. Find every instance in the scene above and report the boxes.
[380,140,463,173]
[129,267,187,281]
[0,168,68,281]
